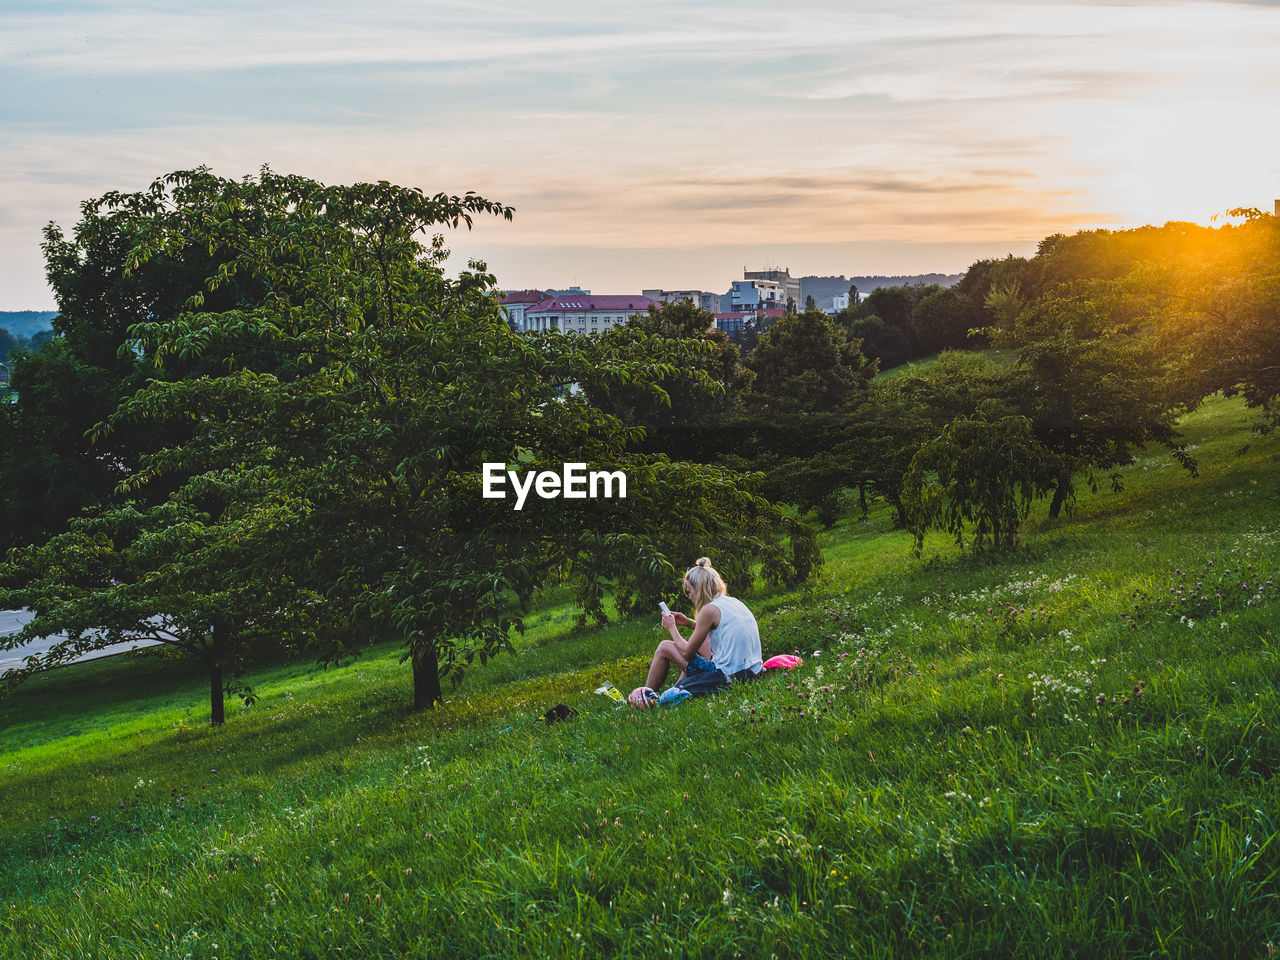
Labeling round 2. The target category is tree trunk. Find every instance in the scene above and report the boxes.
[412,644,442,711]
[858,483,868,518]
[208,620,227,726]
[1048,476,1071,519]
[209,662,225,726]
[889,492,907,529]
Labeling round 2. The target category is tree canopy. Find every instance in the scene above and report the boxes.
[584,299,753,462]
[0,168,820,717]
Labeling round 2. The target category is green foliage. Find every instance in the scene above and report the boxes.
[20,167,816,713]
[987,278,1196,516]
[835,384,936,527]
[0,498,323,725]
[983,280,1025,329]
[0,185,263,552]
[838,283,974,369]
[727,310,877,522]
[1158,214,1280,428]
[2,395,1278,958]
[0,327,15,362]
[953,254,1031,306]
[844,312,913,369]
[905,404,1060,552]
[748,309,875,421]
[584,299,753,461]
[909,287,982,354]
[1005,217,1279,434]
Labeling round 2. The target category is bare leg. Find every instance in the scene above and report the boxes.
[647,638,689,690]
[646,636,713,690]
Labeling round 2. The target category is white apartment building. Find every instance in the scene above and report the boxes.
[729,279,784,313]
[521,294,657,334]
[744,268,800,307]
[641,289,720,313]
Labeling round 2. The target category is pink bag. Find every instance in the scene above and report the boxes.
[762,654,804,670]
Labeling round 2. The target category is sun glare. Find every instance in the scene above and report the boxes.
[1069,97,1279,230]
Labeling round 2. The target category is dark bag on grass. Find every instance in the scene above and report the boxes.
[535,704,579,724]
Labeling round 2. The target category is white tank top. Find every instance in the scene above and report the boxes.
[705,595,763,676]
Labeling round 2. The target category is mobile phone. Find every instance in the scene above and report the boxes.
[658,602,670,615]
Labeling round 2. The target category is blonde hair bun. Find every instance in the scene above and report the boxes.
[684,558,727,613]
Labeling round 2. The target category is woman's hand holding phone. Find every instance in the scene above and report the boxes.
[659,602,693,631]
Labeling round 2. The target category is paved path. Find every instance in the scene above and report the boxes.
[0,609,163,671]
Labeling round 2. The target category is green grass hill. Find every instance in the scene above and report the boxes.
[2,394,1278,958]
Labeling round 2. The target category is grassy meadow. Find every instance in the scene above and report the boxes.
[2,393,1279,959]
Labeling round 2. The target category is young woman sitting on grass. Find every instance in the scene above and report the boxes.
[647,557,764,695]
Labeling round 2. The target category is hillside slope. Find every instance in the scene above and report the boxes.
[2,394,1278,958]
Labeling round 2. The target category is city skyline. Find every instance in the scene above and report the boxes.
[3,0,1278,309]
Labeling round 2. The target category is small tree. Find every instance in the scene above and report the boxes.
[904,405,1059,553]
[986,279,1195,517]
[0,499,323,725]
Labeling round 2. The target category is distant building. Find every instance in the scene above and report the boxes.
[641,289,720,313]
[522,294,657,334]
[729,279,785,313]
[744,268,801,308]
[715,307,784,337]
[498,290,547,330]
[830,293,850,313]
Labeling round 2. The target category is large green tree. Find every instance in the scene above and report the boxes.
[8,169,817,713]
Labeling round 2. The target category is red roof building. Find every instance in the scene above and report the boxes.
[498,290,547,330]
[520,295,657,334]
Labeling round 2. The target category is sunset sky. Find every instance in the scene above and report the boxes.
[2,0,1278,308]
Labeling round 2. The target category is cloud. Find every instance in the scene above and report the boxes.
[3,0,1279,305]
[805,69,1095,102]
[669,174,1023,194]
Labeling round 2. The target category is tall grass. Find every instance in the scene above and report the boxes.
[2,394,1278,958]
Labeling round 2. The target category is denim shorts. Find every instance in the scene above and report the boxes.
[674,654,731,695]
[696,654,762,684]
